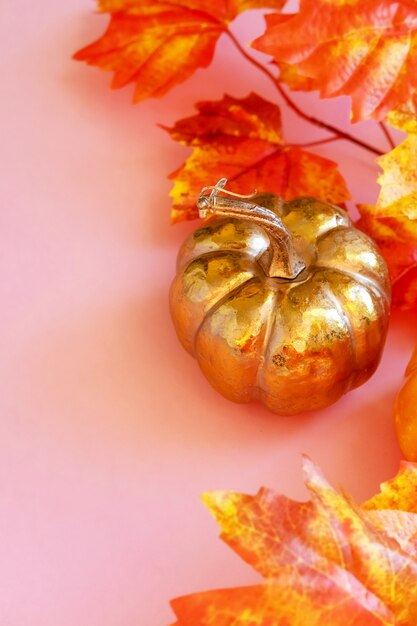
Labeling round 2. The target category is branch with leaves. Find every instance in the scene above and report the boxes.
[75,0,417,309]
[74,2,417,622]
[172,458,417,625]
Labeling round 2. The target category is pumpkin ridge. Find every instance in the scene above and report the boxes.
[313,265,391,307]
[254,278,309,405]
[314,223,351,245]
[195,278,278,402]
[315,267,389,391]
[177,246,263,273]
[176,218,270,272]
[324,283,357,392]
[192,275,260,355]
[254,287,281,398]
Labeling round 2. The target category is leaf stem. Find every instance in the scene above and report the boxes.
[225,30,384,157]
[289,137,340,148]
[379,121,396,150]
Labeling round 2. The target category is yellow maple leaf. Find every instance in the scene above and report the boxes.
[171,459,417,625]
[376,135,417,220]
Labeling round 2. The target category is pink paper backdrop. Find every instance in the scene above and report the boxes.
[1,3,416,625]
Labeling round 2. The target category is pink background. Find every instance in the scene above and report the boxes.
[1,2,417,625]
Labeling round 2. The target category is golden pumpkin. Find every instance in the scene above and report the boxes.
[395,347,417,460]
[170,179,391,415]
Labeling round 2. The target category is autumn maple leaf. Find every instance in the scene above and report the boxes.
[356,127,417,309]
[376,135,417,220]
[253,0,417,123]
[388,93,417,134]
[171,458,417,626]
[165,93,350,222]
[74,0,283,102]
[357,204,417,309]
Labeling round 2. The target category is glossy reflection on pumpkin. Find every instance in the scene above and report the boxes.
[170,194,391,415]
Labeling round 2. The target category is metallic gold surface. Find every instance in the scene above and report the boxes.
[170,187,391,415]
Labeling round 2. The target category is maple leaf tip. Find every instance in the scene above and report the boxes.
[72,47,87,62]
[301,453,315,473]
[157,122,171,134]
[301,456,331,490]
[201,490,218,510]
[250,36,263,54]
[201,490,228,511]
[202,490,244,531]
[201,491,230,527]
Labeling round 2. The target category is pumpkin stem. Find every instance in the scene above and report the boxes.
[197,179,305,280]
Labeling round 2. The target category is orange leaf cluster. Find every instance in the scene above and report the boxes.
[171,459,417,625]
[357,131,417,308]
[253,0,417,123]
[74,0,282,102]
[75,1,417,309]
[165,93,350,222]
[376,135,417,220]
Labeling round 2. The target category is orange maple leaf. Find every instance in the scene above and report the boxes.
[276,61,318,92]
[74,0,283,102]
[171,459,417,626]
[388,94,417,133]
[357,204,417,309]
[253,0,417,123]
[165,93,350,222]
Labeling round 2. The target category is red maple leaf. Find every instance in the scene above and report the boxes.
[357,204,417,309]
[171,459,417,625]
[165,93,350,222]
[74,0,283,102]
